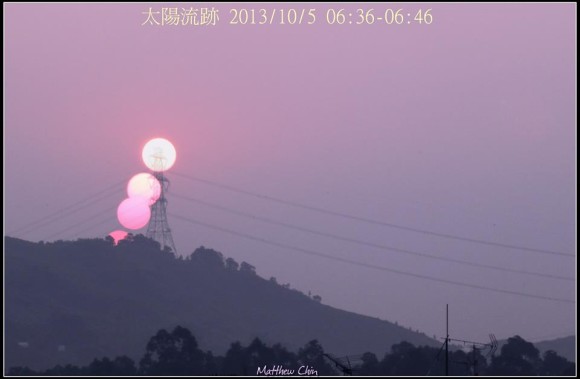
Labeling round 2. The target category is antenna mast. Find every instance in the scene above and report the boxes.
[440,304,498,376]
[446,304,449,376]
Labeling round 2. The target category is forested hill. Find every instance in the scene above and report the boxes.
[534,336,575,363]
[495,335,576,363]
[5,235,437,370]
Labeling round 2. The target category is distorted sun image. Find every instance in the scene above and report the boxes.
[4,2,577,377]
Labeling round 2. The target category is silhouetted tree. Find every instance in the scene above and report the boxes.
[246,338,273,368]
[111,356,138,376]
[271,342,300,369]
[447,349,471,376]
[298,340,336,375]
[223,341,248,375]
[358,352,380,375]
[381,341,423,375]
[488,335,542,375]
[44,363,85,376]
[203,351,220,375]
[139,326,206,375]
[240,261,256,275]
[225,257,239,271]
[7,366,39,375]
[188,246,224,269]
[118,234,161,251]
[540,350,575,375]
[468,347,490,375]
[7,328,576,376]
[87,356,136,376]
[104,235,115,245]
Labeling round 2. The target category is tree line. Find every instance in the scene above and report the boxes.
[8,326,575,376]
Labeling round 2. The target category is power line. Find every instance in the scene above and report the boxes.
[46,192,163,241]
[170,172,573,258]
[46,184,186,241]
[71,212,120,240]
[172,193,573,282]
[8,180,125,236]
[169,213,574,304]
[44,204,118,241]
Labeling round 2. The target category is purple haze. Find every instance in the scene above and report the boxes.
[4,3,576,345]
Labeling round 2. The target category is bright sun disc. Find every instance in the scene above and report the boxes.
[109,230,128,245]
[127,173,161,205]
[142,138,177,172]
[117,197,151,230]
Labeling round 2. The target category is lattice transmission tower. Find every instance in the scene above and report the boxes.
[145,155,177,254]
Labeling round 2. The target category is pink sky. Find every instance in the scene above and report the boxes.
[5,3,576,344]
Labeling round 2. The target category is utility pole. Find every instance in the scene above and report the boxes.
[472,345,478,376]
[445,304,449,376]
[436,306,497,376]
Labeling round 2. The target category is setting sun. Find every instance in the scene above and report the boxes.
[117,196,151,230]
[142,138,176,172]
[127,173,161,205]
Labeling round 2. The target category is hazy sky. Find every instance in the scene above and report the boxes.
[5,3,576,346]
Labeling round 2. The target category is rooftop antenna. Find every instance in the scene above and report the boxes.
[323,353,362,376]
[446,334,497,375]
[446,304,449,375]
[434,304,497,376]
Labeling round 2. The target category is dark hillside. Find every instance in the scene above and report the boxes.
[5,235,437,370]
